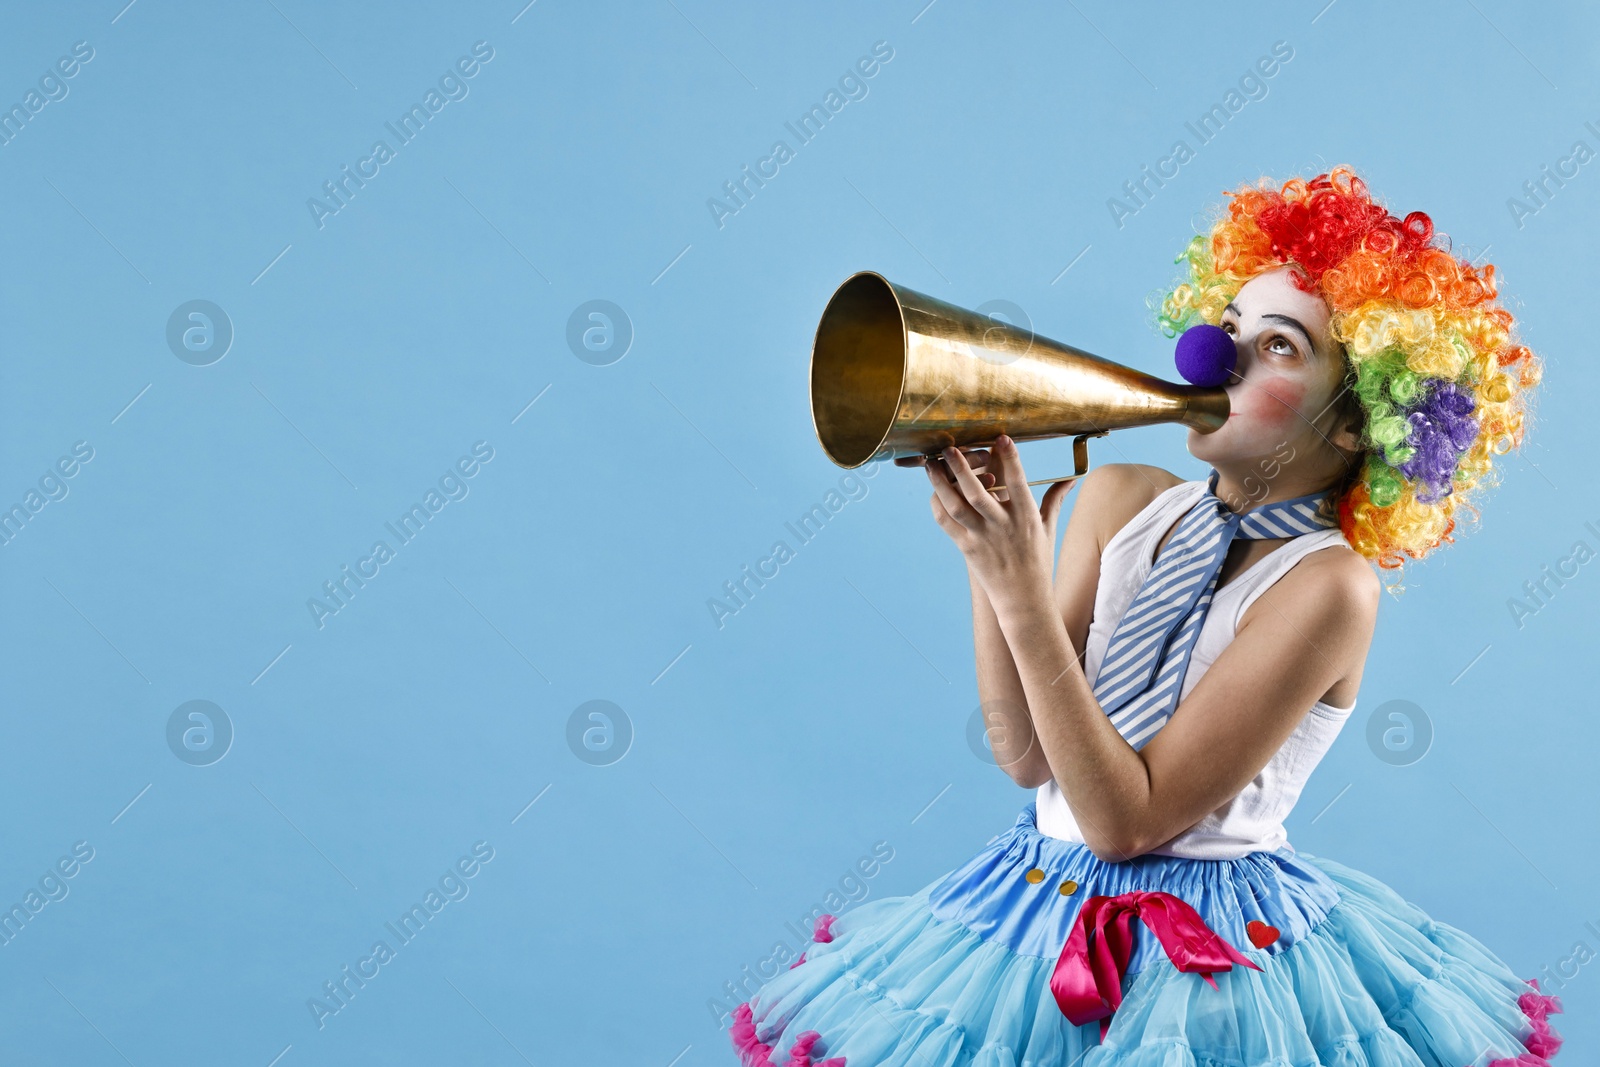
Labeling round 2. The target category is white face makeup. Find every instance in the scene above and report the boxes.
[1186,266,1358,484]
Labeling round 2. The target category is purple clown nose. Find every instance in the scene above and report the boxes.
[1175,324,1236,388]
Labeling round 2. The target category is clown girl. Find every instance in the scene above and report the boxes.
[728,167,1557,1067]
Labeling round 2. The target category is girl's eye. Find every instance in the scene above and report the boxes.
[1267,335,1299,357]
[1221,321,1236,335]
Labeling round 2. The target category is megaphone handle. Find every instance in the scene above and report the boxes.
[991,431,1108,494]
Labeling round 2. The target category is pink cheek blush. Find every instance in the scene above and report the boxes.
[1245,379,1307,428]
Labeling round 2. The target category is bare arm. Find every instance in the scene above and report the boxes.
[967,462,1167,788]
[922,447,1048,784]
[968,561,1050,785]
[929,438,1380,862]
[996,548,1377,859]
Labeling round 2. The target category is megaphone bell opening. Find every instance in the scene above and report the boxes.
[810,272,907,469]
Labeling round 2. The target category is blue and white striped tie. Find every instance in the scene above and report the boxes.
[1093,469,1338,750]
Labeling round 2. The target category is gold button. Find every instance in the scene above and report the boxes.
[1059,879,1079,896]
[1025,867,1045,884]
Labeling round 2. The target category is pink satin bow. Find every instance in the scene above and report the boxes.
[1050,890,1262,1041]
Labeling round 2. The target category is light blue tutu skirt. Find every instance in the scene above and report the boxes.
[729,803,1564,1067]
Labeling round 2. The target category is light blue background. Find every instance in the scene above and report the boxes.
[1,1,1594,1064]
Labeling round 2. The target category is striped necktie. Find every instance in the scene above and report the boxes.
[1093,469,1338,750]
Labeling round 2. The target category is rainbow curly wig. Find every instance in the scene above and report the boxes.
[1154,166,1542,589]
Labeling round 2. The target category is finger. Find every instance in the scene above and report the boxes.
[960,456,998,490]
[929,454,996,490]
[929,454,1000,500]
[990,436,1038,517]
[900,446,988,469]
[1040,478,1078,529]
[927,453,993,529]
[965,451,996,488]
[929,490,963,536]
[943,446,1004,519]
[926,456,984,529]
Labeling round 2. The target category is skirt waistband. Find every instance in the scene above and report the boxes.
[927,802,1340,973]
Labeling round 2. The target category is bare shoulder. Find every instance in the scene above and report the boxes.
[1236,541,1380,707]
[1293,542,1380,608]
[1074,463,1186,550]
[1252,540,1381,633]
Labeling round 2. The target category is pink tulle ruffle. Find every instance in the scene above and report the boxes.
[742,915,846,1065]
[730,1002,845,1067]
[787,914,838,971]
[1486,978,1565,1066]
[741,923,1559,1067]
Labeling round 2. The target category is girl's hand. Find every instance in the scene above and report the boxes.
[924,435,1077,615]
[896,445,997,490]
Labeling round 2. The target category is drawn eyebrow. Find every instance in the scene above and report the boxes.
[1222,304,1316,356]
[1260,313,1315,354]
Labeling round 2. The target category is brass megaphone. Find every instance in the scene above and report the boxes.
[809,271,1231,489]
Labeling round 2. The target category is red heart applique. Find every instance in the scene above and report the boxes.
[1246,920,1280,948]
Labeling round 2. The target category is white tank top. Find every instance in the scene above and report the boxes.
[1034,477,1358,860]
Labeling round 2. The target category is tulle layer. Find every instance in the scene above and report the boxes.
[729,817,1563,1067]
